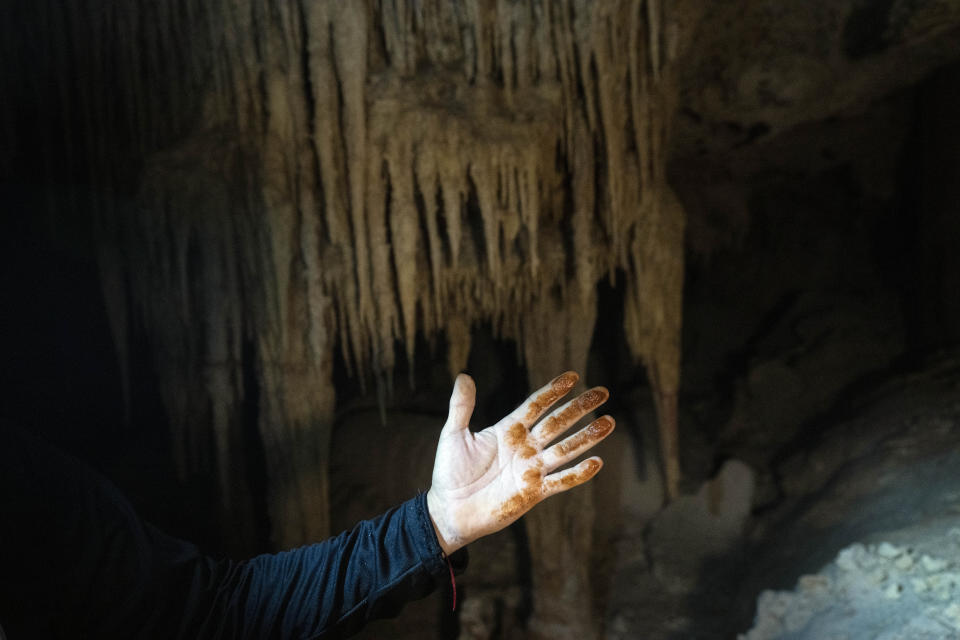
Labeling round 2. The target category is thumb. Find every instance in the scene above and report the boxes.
[443,373,476,434]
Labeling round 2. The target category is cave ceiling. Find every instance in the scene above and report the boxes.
[674,0,960,161]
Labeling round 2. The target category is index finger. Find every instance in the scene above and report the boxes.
[509,371,579,427]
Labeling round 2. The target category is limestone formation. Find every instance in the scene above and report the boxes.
[5,0,689,545]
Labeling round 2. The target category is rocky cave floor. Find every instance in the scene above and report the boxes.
[606,352,960,640]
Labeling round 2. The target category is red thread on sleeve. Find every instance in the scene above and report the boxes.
[444,553,456,611]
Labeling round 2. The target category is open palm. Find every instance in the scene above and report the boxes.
[426,371,615,555]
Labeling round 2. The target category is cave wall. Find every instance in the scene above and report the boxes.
[908,62,960,351]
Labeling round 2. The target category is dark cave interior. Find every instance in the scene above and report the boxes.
[2,1,960,639]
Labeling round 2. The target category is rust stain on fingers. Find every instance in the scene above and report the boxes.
[524,371,579,421]
[554,416,615,457]
[576,387,609,413]
[538,387,609,443]
[557,458,602,489]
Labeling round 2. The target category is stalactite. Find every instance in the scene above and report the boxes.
[334,1,374,378]
[304,0,360,379]
[385,135,421,372]
[414,150,443,324]
[624,185,686,500]
[365,129,397,374]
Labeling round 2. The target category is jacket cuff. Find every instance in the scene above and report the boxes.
[410,492,468,575]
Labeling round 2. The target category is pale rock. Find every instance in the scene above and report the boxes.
[883,582,903,599]
[837,545,864,572]
[943,603,960,630]
[894,553,914,571]
[921,555,948,572]
[867,568,888,585]
[877,542,904,558]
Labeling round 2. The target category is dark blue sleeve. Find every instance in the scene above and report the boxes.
[0,424,462,640]
[182,493,456,639]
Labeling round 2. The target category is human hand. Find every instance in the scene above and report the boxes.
[426,371,614,555]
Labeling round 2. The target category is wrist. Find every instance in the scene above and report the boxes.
[426,488,463,556]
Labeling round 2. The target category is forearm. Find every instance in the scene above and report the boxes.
[187,493,452,639]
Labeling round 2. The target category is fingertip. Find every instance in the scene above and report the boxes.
[576,386,609,413]
[552,371,579,393]
[454,374,477,406]
[590,415,616,439]
[446,373,476,432]
[572,456,603,484]
[455,372,476,391]
[585,455,603,474]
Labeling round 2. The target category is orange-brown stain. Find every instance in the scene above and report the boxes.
[496,486,541,521]
[555,416,614,456]
[506,421,538,458]
[497,468,546,521]
[577,387,608,410]
[539,387,609,442]
[495,458,602,522]
[505,422,527,448]
[525,372,579,420]
[558,458,602,488]
[495,375,607,522]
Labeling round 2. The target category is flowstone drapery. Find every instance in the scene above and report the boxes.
[3,0,692,634]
